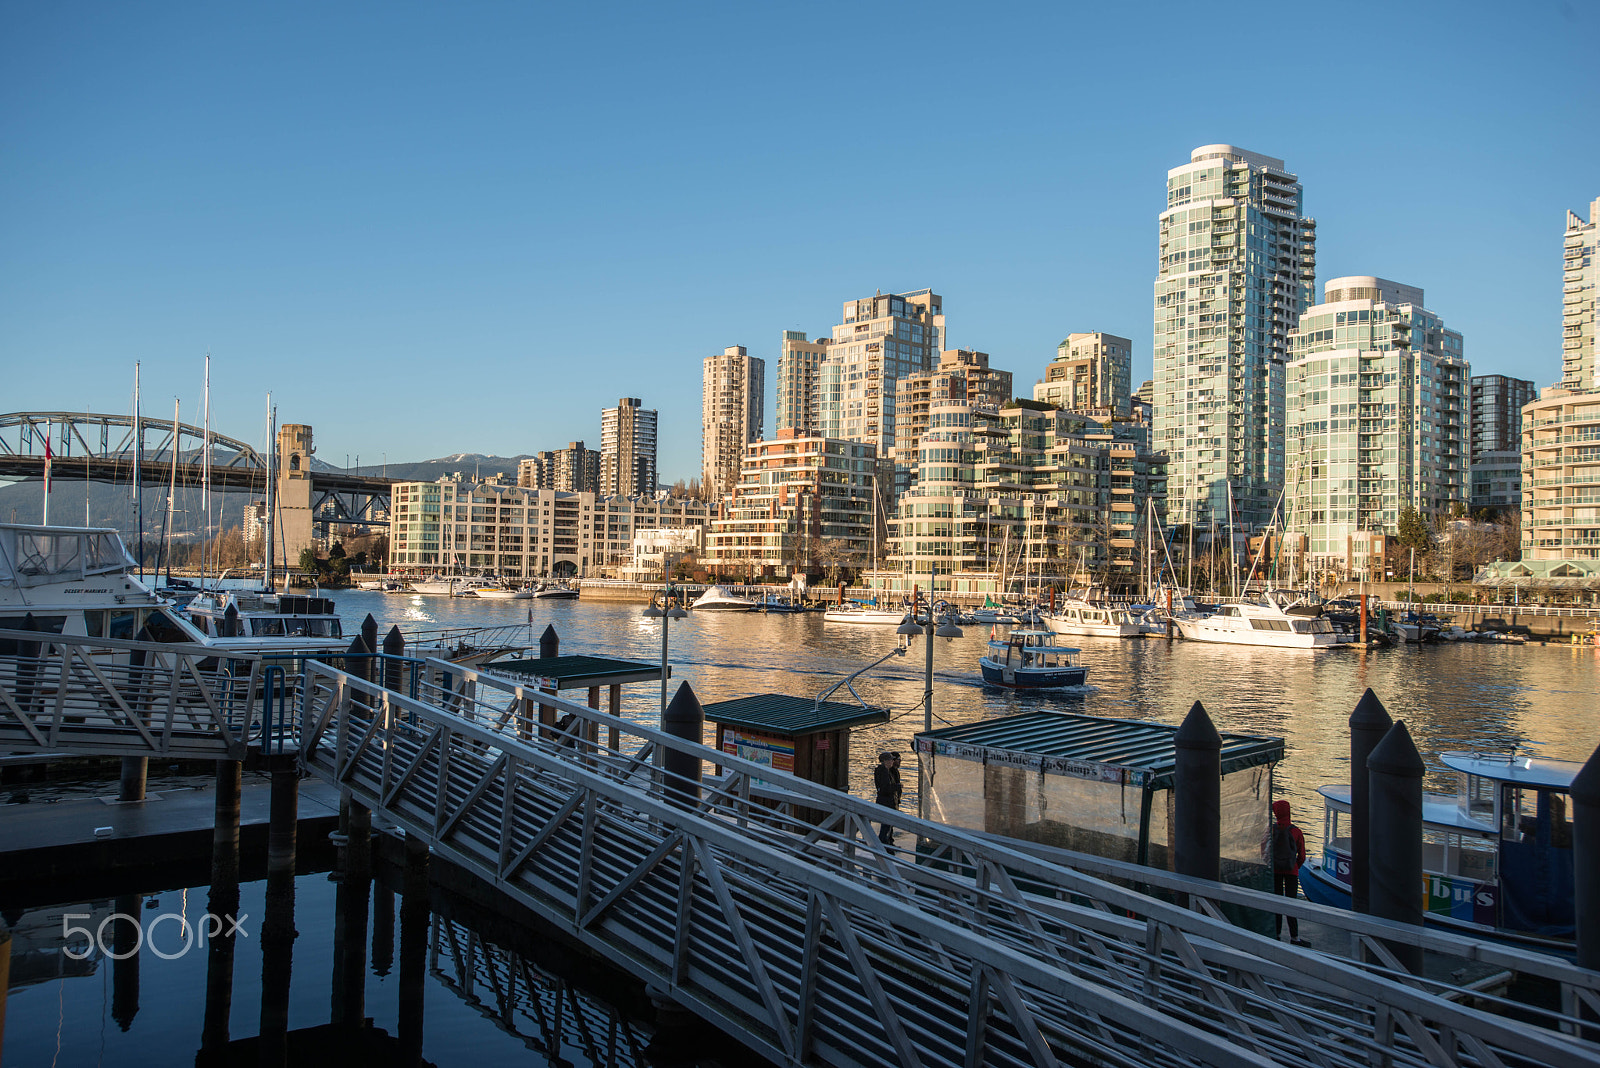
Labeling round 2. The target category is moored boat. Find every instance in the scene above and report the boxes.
[1299,751,1580,954]
[1042,598,1141,639]
[690,585,760,611]
[823,600,908,625]
[532,581,580,599]
[475,584,533,599]
[978,630,1088,689]
[1170,594,1342,649]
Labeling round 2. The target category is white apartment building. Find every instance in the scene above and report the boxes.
[704,430,876,578]
[1285,277,1469,575]
[600,398,658,498]
[702,346,765,500]
[1562,197,1599,392]
[1034,332,1133,417]
[819,289,945,497]
[389,477,710,578]
[776,331,828,434]
[1521,388,1600,562]
[1152,145,1317,530]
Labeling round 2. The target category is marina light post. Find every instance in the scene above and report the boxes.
[642,587,688,719]
[897,566,963,732]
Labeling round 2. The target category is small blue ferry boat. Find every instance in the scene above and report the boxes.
[1299,751,1580,954]
[978,630,1088,689]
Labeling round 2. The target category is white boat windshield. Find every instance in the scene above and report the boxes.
[0,526,133,588]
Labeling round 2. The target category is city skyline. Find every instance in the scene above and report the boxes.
[2,4,1596,485]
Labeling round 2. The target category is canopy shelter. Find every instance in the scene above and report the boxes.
[490,654,667,746]
[915,711,1284,885]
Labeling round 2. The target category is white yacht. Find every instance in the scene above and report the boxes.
[185,583,347,652]
[822,601,908,625]
[1042,598,1141,638]
[0,524,345,654]
[1170,595,1342,649]
[690,585,759,612]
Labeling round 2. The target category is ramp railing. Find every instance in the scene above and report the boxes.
[0,629,266,759]
[299,657,1600,1068]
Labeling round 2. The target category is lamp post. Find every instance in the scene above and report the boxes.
[642,585,689,719]
[896,565,964,732]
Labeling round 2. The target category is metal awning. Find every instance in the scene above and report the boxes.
[489,655,665,689]
[703,694,890,736]
[914,711,1283,790]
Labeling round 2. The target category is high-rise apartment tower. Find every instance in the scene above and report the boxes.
[1562,197,1599,392]
[701,346,765,500]
[1152,145,1316,529]
[600,398,658,497]
[1286,277,1468,574]
[819,288,945,496]
[1034,333,1133,417]
[776,331,829,434]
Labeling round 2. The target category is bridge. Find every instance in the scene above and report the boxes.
[0,411,393,558]
[2,628,1599,1067]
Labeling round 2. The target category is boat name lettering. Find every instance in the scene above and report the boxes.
[63,588,110,594]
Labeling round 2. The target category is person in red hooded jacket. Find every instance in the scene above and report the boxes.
[1268,799,1310,945]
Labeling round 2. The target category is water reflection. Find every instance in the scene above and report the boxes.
[0,852,699,1067]
[339,590,1600,850]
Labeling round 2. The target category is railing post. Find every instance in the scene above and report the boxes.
[1349,688,1392,915]
[1368,720,1425,974]
[1173,701,1221,886]
[662,682,704,807]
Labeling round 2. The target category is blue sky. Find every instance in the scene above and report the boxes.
[3,1,1595,482]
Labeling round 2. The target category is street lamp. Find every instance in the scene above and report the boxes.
[896,567,964,732]
[642,586,689,718]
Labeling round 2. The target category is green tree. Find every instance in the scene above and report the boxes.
[1396,506,1430,551]
[298,547,320,574]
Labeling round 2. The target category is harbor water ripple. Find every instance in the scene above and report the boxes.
[346,589,1600,851]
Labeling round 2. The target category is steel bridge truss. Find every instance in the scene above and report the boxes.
[297,658,1600,1068]
[0,411,268,484]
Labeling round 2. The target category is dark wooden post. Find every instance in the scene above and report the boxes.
[382,625,405,693]
[1349,688,1392,914]
[1173,701,1222,884]
[662,682,705,807]
[1572,742,1600,972]
[539,624,560,659]
[1368,721,1425,974]
[111,893,142,1031]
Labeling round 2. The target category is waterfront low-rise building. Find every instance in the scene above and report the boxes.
[703,430,876,579]
[389,477,710,578]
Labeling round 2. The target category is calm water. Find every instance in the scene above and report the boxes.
[1,866,710,1068]
[345,589,1600,851]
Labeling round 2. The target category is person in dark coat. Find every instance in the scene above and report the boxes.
[1268,799,1309,945]
[874,751,902,844]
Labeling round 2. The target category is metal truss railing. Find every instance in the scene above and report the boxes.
[298,657,1600,1068]
[0,629,267,759]
[430,915,650,1067]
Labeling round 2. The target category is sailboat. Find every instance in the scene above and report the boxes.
[825,475,907,624]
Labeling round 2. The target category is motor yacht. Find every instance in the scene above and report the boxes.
[1041,598,1141,638]
[822,599,908,625]
[1169,594,1342,649]
[689,585,760,611]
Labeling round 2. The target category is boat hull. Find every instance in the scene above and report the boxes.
[1172,617,1341,648]
[978,658,1088,689]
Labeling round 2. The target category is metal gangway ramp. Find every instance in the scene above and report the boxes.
[293,656,1600,1068]
[4,631,1600,1067]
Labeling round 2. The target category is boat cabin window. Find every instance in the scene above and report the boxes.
[1423,828,1498,881]
[251,618,287,636]
[1459,773,1495,821]
[1501,786,1571,848]
[1292,619,1334,634]
[1250,619,1293,632]
[1324,807,1351,855]
[82,609,142,640]
[0,614,67,654]
[142,609,194,643]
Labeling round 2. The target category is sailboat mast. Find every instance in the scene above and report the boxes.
[264,397,276,588]
[202,354,212,586]
[133,364,143,576]
[1226,482,1237,599]
[164,399,180,581]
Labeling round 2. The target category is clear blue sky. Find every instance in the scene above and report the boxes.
[3,2,1595,483]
